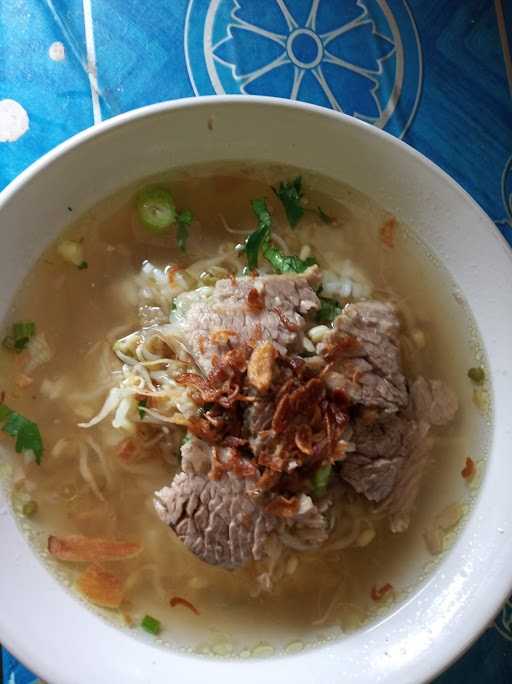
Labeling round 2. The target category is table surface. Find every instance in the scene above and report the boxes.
[1,1,512,682]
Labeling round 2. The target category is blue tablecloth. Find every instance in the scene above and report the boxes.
[1,1,511,682]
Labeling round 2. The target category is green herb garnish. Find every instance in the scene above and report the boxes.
[0,404,43,464]
[272,176,304,228]
[77,261,88,270]
[245,197,316,273]
[468,367,485,385]
[317,206,333,224]
[141,614,161,635]
[244,198,272,270]
[2,321,36,353]
[311,464,332,497]
[137,398,148,420]
[251,197,272,230]
[263,244,316,274]
[136,186,176,233]
[272,176,335,227]
[176,209,193,252]
[316,296,342,323]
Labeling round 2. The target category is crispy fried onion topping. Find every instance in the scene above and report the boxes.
[177,340,352,507]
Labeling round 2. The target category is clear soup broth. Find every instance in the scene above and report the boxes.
[0,164,490,657]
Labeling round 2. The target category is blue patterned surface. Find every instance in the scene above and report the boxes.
[0,1,511,682]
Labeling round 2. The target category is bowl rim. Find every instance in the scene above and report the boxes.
[1,93,510,257]
[0,95,511,684]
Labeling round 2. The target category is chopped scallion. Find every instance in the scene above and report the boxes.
[136,187,176,233]
[22,500,38,517]
[2,321,36,353]
[468,366,485,384]
[141,614,161,635]
[311,464,332,497]
[57,240,85,267]
[315,297,342,323]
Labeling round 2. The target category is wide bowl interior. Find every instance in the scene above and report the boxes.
[0,97,511,684]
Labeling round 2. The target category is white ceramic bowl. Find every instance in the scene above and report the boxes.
[1,97,511,684]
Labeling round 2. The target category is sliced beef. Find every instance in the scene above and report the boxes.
[172,267,321,372]
[320,301,408,412]
[279,495,332,550]
[352,413,406,459]
[341,377,458,529]
[377,379,458,532]
[411,377,458,427]
[154,472,275,568]
[341,455,404,503]
[341,415,416,502]
[155,279,460,565]
[377,421,433,533]
[325,363,407,414]
[320,301,458,521]
[155,435,332,568]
